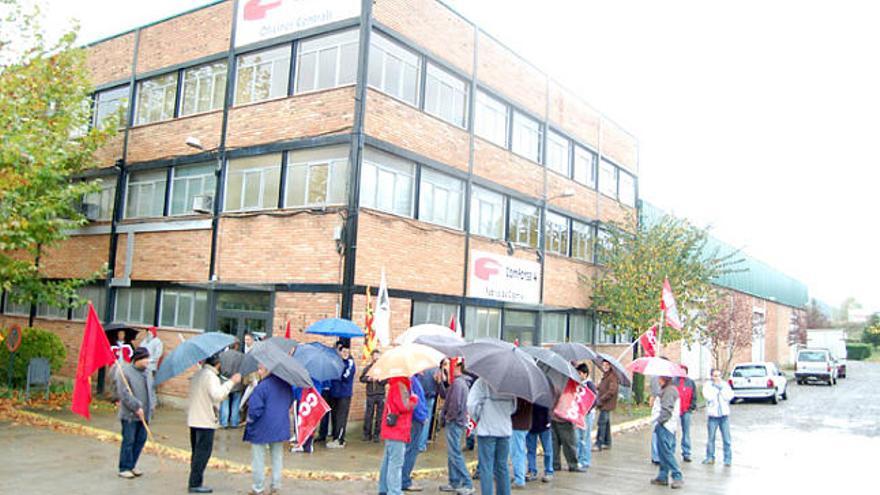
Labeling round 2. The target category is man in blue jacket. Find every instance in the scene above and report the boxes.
[401,372,429,492]
[244,363,295,495]
[327,343,356,448]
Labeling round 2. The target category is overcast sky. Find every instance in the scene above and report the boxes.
[29,0,880,313]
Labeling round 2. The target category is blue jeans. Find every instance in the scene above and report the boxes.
[219,390,242,428]
[655,425,682,481]
[508,429,528,485]
[651,426,660,462]
[596,410,612,447]
[417,397,435,451]
[378,440,406,495]
[478,436,511,495]
[401,420,425,489]
[526,429,554,475]
[706,415,732,464]
[446,422,472,489]
[576,410,595,467]
[119,419,148,472]
[251,442,284,492]
[680,412,692,459]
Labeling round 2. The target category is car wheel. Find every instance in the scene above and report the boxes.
[781,387,788,400]
[771,392,778,405]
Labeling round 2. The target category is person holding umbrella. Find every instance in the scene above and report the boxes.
[326,343,356,448]
[468,377,516,495]
[244,362,295,495]
[594,359,619,451]
[219,342,245,428]
[115,347,155,479]
[651,374,683,489]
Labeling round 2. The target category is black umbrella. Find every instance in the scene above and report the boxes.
[458,339,554,407]
[521,346,582,393]
[550,342,597,363]
[104,323,141,343]
[218,348,245,376]
[413,334,466,357]
[240,341,313,388]
[591,352,632,388]
[264,336,298,355]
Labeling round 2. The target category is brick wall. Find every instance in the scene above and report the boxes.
[126,111,223,164]
[473,138,544,199]
[601,119,638,173]
[598,194,636,228]
[543,255,593,309]
[135,1,232,74]
[477,32,547,118]
[86,32,135,85]
[547,172,599,221]
[92,134,125,168]
[549,81,601,150]
[115,229,211,282]
[40,235,110,279]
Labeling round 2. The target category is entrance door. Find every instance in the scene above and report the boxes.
[503,310,537,346]
[215,291,273,344]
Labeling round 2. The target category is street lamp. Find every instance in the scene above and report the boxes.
[185,136,204,150]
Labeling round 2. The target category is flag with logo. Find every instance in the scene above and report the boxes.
[71,303,117,419]
[363,286,377,361]
[639,324,659,357]
[552,379,597,430]
[661,277,683,330]
[374,268,391,346]
[294,387,331,447]
[466,415,477,437]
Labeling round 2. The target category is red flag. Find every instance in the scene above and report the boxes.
[553,379,597,429]
[448,314,459,384]
[295,387,331,447]
[284,319,292,339]
[71,303,116,419]
[639,324,659,357]
[661,277,683,330]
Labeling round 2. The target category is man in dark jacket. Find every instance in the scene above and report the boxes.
[675,364,697,462]
[651,375,683,489]
[244,363,295,494]
[416,367,439,451]
[116,347,156,479]
[437,361,474,495]
[327,343,355,448]
[509,399,532,488]
[594,359,619,451]
[360,349,387,442]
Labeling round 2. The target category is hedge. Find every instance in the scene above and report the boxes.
[0,327,67,387]
[846,343,873,361]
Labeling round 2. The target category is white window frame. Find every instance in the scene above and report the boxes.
[295,29,359,94]
[125,169,167,219]
[181,61,227,116]
[285,147,349,208]
[160,289,207,330]
[419,168,464,229]
[82,176,116,221]
[424,62,468,128]
[114,288,156,326]
[571,220,594,262]
[618,171,636,207]
[469,185,505,240]
[511,111,542,163]
[93,85,129,130]
[170,163,216,216]
[573,145,596,188]
[72,286,107,321]
[599,159,618,199]
[465,306,501,341]
[545,211,570,256]
[224,154,282,212]
[595,227,611,265]
[360,149,415,217]
[474,90,509,147]
[541,313,567,344]
[545,130,570,176]
[235,45,291,105]
[368,31,421,106]
[412,301,460,326]
[509,199,540,248]
[134,73,178,125]
[570,313,594,344]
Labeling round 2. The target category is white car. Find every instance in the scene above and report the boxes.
[729,362,789,405]
[795,348,839,385]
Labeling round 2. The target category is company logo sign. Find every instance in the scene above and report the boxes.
[468,250,541,304]
[235,0,361,48]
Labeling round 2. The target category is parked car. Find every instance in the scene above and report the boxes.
[729,362,788,405]
[795,348,839,386]
[807,330,848,378]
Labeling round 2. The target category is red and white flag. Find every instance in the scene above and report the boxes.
[639,324,659,357]
[553,379,597,430]
[295,387,331,447]
[448,314,460,384]
[661,277,683,330]
[466,415,477,437]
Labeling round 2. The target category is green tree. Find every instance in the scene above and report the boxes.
[805,298,832,329]
[0,0,111,316]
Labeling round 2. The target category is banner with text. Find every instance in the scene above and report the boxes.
[552,379,597,430]
[295,387,331,447]
[235,0,361,48]
[468,250,541,304]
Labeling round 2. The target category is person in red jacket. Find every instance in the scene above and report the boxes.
[378,376,420,495]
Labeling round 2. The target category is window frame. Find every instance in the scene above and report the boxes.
[411,301,460,326]
[367,31,422,106]
[359,149,416,217]
[93,85,130,130]
[181,60,228,116]
[469,185,505,240]
[598,159,618,199]
[284,147,350,208]
[541,313,567,344]
[125,169,168,219]
[572,144,596,189]
[464,306,501,341]
[618,170,636,207]
[224,153,283,212]
[571,220,594,262]
[235,44,293,106]
[423,62,468,128]
[545,130,571,176]
[294,28,359,95]
[133,72,179,126]
[169,163,216,216]
[114,288,157,326]
[511,111,543,163]
[544,211,570,256]
[474,90,509,148]
[508,199,540,249]
[160,289,208,330]
[418,167,464,230]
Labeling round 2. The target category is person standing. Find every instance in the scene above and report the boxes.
[650,375,683,489]
[594,359,619,451]
[243,333,256,354]
[244,363,295,495]
[468,377,516,495]
[116,347,155,479]
[187,354,241,493]
[378,376,419,495]
[401,373,429,492]
[416,367,439,452]
[437,361,474,495]
[675,364,697,463]
[111,329,134,363]
[509,399,532,489]
[360,349,386,442]
[702,368,734,466]
[140,327,163,379]
[525,404,553,483]
[575,363,598,470]
[219,342,244,429]
[550,410,582,472]
[326,344,355,448]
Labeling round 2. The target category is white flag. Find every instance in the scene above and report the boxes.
[374,268,391,346]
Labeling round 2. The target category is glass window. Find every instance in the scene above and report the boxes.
[571,220,594,262]
[82,176,116,221]
[295,29,358,94]
[419,168,464,229]
[545,130,570,176]
[474,91,508,147]
[37,298,68,319]
[598,159,618,198]
[181,61,227,116]
[545,211,569,256]
[224,153,282,212]
[573,145,596,188]
[93,85,129,130]
[570,313,594,344]
[508,199,539,248]
[619,171,636,207]
[368,32,421,105]
[160,289,208,329]
[412,301,459,326]
[285,146,349,207]
[134,73,178,125]
[360,148,415,217]
[235,45,291,105]
[170,163,216,215]
[541,313,567,344]
[72,286,107,320]
[125,169,167,219]
[216,291,271,312]
[503,310,535,344]
[464,306,501,341]
[595,227,611,265]
[470,185,505,239]
[596,317,616,344]
[424,63,467,128]
[114,288,157,325]
[511,111,542,162]
[3,288,29,316]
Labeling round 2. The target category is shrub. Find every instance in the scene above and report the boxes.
[846,343,873,361]
[0,327,67,387]
[862,325,880,347]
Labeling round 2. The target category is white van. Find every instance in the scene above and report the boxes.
[795,348,838,386]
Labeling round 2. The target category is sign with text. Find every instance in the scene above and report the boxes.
[468,250,541,304]
[553,379,596,430]
[295,387,331,447]
[235,0,361,48]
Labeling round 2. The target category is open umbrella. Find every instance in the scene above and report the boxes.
[458,339,554,407]
[291,342,344,382]
[239,341,313,388]
[305,318,364,338]
[367,343,445,381]
[521,346,582,392]
[264,336,298,355]
[550,342,597,363]
[104,323,141,343]
[156,332,235,385]
[626,357,687,378]
[218,348,245,376]
[591,352,632,388]
[395,324,459,345]
[413,334,466,356]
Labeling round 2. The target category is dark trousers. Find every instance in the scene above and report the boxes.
[330,395,352,443]
[188,427,215,488]
[551,420,578,470]
[119,419,148,472]
[317,391,332,441]
[363,395,384,440]
[597,410,612,447]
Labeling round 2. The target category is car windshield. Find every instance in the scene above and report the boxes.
[799,351,827,362]
[732,365,767,378]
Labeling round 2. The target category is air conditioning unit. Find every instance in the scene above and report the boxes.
[192,194,214,214]
[81,202,101,221]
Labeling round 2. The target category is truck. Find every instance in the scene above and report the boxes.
[806,329,848,378]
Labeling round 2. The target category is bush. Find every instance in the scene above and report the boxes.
[846,343,873,361]
[862,325,880,347]
[0,327,66,387]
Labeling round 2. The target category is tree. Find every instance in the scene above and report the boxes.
[862,313,880,347]
[702,290,756,376]
[805,298,832,329]
[0,0,111,317]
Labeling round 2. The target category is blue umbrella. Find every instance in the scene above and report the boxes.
[305,318,364,338]
[239,342,313,388]
[156,332,235,385]
[292,342,345,382]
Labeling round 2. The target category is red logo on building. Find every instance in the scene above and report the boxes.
[244,0,283,21]
[474,258,501,280]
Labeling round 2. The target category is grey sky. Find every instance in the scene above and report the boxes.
[30,0,880,313]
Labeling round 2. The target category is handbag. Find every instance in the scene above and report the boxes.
[385,413,399,427]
